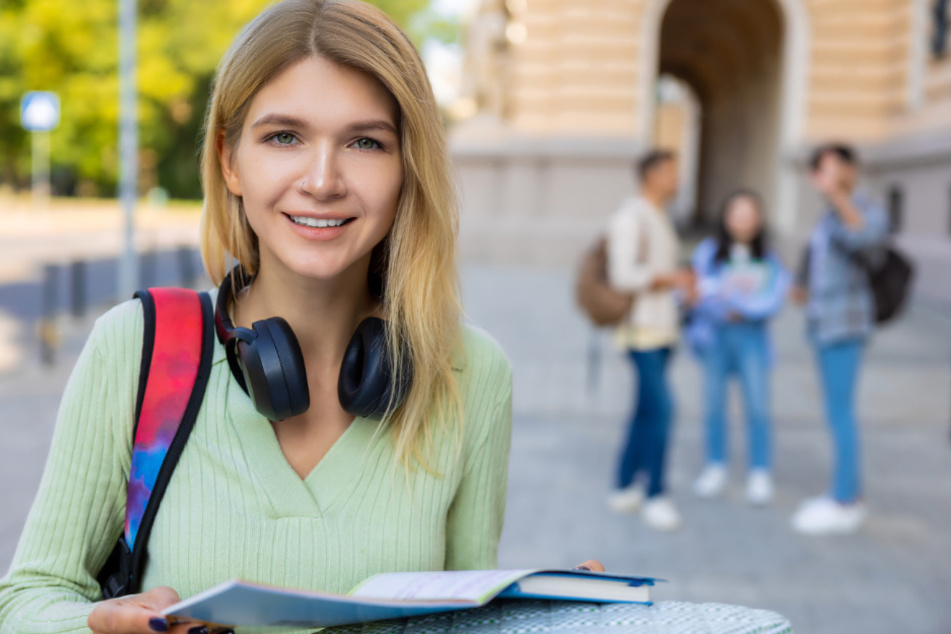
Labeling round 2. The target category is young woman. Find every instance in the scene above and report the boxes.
[687,190,789,505]
[0,2,532,632]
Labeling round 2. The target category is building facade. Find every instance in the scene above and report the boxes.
[451,0,951,304]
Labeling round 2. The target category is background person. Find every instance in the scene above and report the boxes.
[687,190,790,505]
[790,143,889,535]
[604,150,695,532]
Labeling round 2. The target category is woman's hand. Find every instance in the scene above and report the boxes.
[87,586,213,634]
[574,560,606,572]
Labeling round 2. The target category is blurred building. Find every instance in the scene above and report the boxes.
[451,0,951,304]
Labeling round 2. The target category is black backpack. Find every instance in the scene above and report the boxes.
[859,245,914,324]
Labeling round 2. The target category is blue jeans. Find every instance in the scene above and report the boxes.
[616,347,674,498]
[815,338,865,503]
[702,322,772,471]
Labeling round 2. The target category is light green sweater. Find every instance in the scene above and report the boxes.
[0,295,512,633]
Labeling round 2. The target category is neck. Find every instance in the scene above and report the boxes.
[233,254,377,368]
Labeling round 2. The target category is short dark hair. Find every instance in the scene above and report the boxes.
[637,149,675,181]
[809,143,858,172]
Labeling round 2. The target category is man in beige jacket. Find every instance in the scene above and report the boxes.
[605,150,695,531]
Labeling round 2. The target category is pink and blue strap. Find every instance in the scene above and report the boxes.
[126,288,211,551]
[99,287,213,599]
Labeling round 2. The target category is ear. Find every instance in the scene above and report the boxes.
[217,129,243,197]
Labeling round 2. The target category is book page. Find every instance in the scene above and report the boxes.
[350,569,538,603]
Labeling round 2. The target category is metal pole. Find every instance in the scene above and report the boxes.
[31,130,51,208]
[117,0,139,301]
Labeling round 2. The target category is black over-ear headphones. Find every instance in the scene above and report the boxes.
[214,266,412,422]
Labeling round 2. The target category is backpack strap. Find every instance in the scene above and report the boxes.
[98,288,213,598]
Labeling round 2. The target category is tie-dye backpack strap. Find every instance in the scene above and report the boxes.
[98,287,214,599]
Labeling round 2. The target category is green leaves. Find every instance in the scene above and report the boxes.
[0,0,447,198]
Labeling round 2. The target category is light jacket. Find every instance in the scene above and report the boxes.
[802,193,889,344]
[687,237,790,358]
[606,196,681,350]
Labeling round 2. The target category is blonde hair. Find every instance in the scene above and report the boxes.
[199,0,462,467]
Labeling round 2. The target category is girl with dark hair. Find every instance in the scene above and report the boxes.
[687,190,789,505]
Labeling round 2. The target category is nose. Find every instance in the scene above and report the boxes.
[300,142,347,201]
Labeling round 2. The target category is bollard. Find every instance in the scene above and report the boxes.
[178,245,196,288]
[140,249,157,290]
[39,263,59,365]
[70,260,86,319]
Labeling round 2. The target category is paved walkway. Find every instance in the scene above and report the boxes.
[1,262,949,633]
[463,265,951,634]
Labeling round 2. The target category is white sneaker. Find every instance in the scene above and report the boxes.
[642,496,682,532]
[791,497,867,535]
[607,484,645,514]
[746,470,774,505]
[693,464,728,499]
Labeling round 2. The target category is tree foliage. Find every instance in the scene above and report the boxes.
[0,0,454,198]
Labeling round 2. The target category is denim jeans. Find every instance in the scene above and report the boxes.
[616,347,674,498]
[701,322,772,471]
[815,338,865,503]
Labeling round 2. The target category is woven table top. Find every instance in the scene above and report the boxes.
[325,599,793,633]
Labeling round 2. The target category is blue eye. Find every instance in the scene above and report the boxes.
[270,132,297,145]
[353,137,382,151]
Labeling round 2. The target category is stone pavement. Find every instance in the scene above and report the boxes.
[462,265,951,634]
[1,263,949,633]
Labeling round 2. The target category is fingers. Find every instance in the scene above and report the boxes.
[88,586,183,634]
[574,559,606,572]
[87,601,165,633]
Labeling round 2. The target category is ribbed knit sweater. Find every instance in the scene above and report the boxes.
[0,294,513,633]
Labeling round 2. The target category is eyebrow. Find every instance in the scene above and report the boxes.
[251,114,397,135]
[348,120,398,135]
[251,114,308,129]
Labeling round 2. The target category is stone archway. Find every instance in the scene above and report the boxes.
[637,0,810,231]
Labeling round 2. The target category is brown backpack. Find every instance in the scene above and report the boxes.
[575,236,636,327]
[576,212,649,327]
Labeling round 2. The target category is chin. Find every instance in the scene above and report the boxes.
[285,252,368,284]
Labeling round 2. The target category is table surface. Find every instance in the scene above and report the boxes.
[325,600,793,633]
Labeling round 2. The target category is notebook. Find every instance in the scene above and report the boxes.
[163,568,659,629]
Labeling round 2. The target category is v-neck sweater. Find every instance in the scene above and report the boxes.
[0,294,512,634]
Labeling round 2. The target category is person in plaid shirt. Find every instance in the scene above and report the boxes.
[790,143,889,535]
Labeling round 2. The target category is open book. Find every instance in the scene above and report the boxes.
[163,569,659,629]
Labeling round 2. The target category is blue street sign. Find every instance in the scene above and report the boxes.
[20,92,60,132]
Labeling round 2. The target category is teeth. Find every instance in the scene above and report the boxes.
[290,215,347,228]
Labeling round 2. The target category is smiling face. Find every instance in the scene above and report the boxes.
[218,56,402,285]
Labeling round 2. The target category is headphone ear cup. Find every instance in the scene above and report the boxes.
[338,318,412,419]
[245,317,310,421]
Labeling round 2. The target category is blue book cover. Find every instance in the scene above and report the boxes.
[164,569,659,629]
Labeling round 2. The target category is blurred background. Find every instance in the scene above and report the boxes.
[1,0,950,632]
